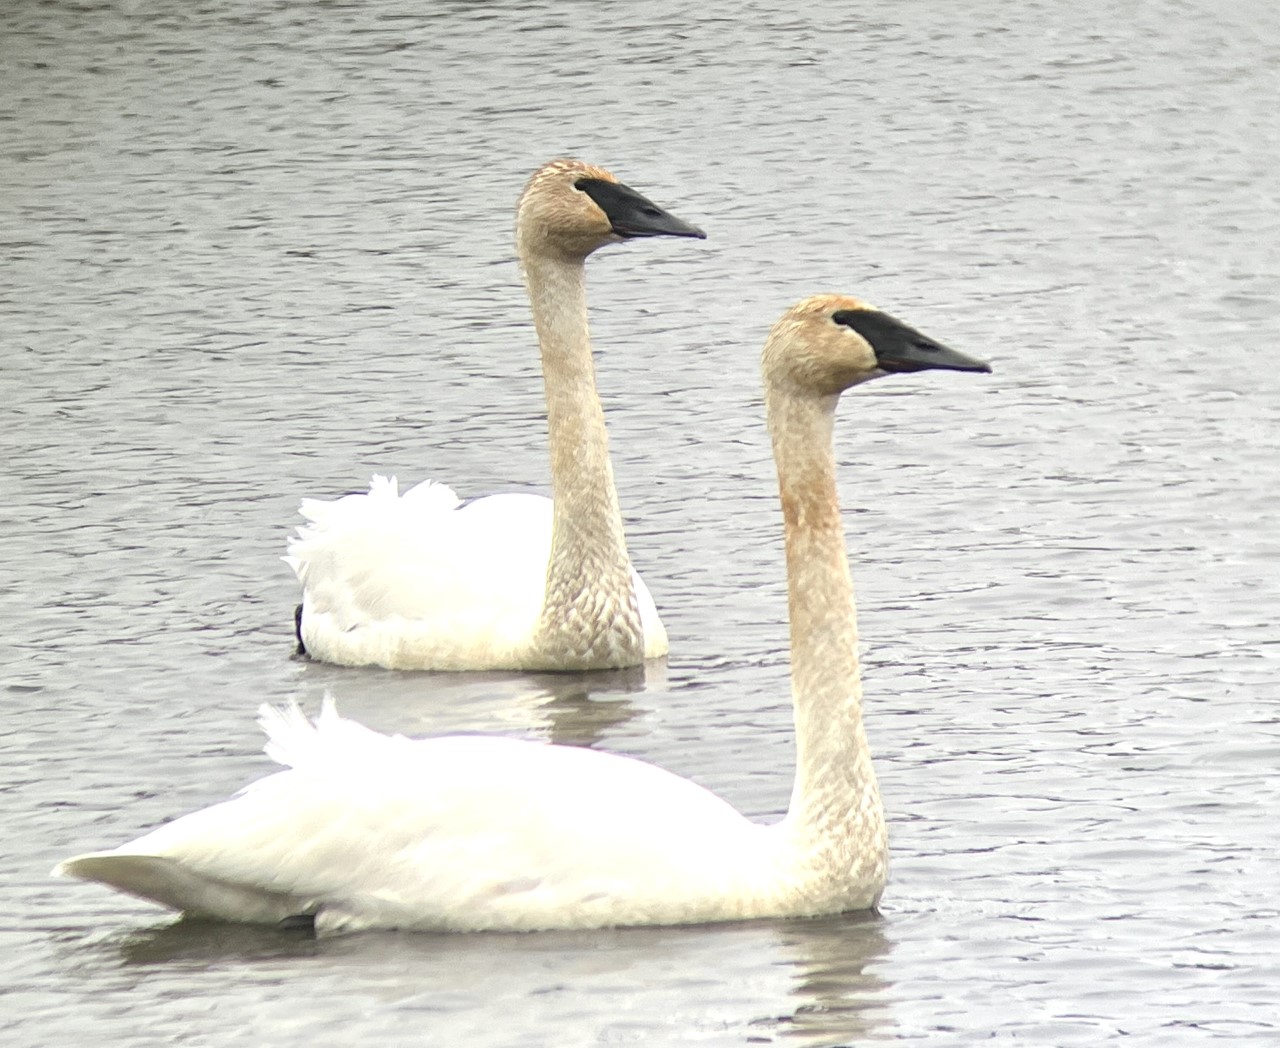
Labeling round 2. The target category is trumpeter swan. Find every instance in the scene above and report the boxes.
[287,159,705,672]
[56,295,991,933]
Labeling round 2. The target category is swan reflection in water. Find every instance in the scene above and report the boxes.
[103,910,894,1047]
[289,654,666,748]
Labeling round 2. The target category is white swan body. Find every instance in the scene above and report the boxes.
[288,479,664,671]
[57,295,992,933]
[59,703,800,933]
[288,159,704,671]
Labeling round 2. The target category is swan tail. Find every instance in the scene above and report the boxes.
[258,699,326,769]
[292,475,461,534]
[257,699,397,772]
[285,475,461,582]
[53,853,308,924]
[296,474,402,529]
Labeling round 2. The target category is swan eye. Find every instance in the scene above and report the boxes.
[831,310,857,327]
[573,178,589,191]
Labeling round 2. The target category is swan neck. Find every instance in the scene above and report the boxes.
[520,251,641,667]
[767,386,885,854]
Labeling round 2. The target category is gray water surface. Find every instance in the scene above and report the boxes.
[4,1,1279,1045]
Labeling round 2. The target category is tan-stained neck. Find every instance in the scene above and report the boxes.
[766,384,887,867]
[520,249,642,668]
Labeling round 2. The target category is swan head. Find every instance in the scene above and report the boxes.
[763,294,992,397]
[516,159,706,260]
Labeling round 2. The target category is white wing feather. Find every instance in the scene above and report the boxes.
[287,479,556,668]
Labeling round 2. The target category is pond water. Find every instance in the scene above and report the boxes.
[3,0,1278,1044]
